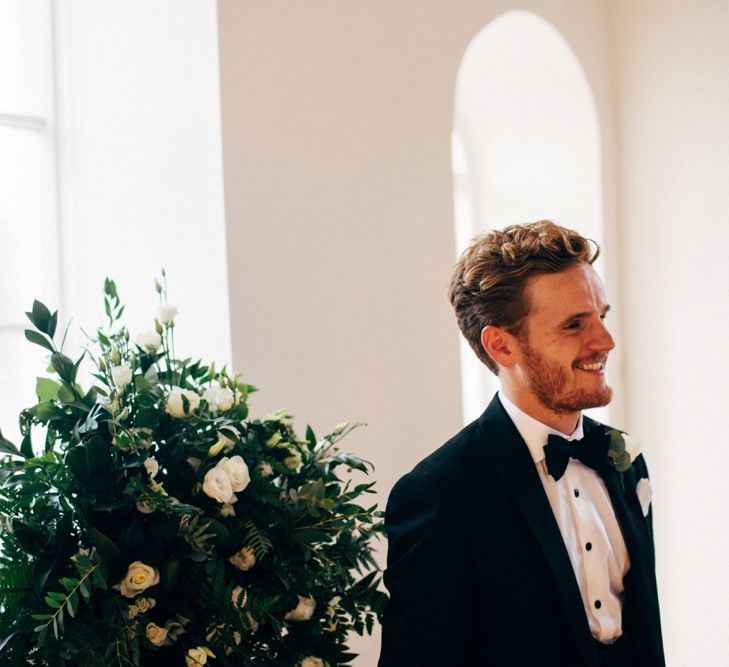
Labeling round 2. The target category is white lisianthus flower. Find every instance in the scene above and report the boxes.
[265,432,282,447]
[218,455,250,493]
[159,304,178,325]
[111,364,133,388]
[136,330,162,353]
[208,432,235,457]
[228,546,256,571]
[203,384,236,412]
[284,451,302,471]
[284,595,316,622]
[143,457,159,478]
[145,622,168,647]
[202,466,237,504]
[186,647,208,666]
[165,387,201,418]
[301,658,325,667]
[219,503,235,518]
[114,561,160,598]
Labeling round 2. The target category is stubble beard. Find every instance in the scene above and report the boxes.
[522,343,613,415]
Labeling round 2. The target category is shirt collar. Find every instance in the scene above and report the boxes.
[498,390,584,464]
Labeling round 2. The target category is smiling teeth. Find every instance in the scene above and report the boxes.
[578,362,604,371]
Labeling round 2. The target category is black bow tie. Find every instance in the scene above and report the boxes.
[543,427,610,481]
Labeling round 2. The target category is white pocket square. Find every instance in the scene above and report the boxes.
[636,477,652,517]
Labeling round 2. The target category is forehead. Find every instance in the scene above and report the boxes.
[524,263,607,320]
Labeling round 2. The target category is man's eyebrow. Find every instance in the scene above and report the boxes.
[561,304,611,322]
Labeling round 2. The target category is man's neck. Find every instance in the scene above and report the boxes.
[499,386,580,435]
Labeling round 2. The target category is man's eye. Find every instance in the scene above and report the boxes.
[565,321,581,330]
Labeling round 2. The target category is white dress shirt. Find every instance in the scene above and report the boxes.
[498,391,630,643]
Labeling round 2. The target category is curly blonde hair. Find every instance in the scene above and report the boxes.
[448,220,599,374]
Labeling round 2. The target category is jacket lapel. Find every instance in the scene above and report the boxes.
[583,418,665,664]
[478,397,598,666]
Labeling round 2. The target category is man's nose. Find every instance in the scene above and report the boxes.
[589,319,615,352]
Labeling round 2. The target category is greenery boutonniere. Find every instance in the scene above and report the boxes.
[606,428,641,488]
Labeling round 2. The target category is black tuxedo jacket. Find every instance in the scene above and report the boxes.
[379,395,664,666]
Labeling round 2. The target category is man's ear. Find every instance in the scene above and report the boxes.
[481,325,518,369]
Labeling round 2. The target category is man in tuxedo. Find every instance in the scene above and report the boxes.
[379,221,664,666]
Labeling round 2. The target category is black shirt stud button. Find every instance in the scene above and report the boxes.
[594,600,602,609]
[574,489,580,498]
[586,542,592,551]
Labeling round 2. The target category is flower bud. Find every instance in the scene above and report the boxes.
[154,318,163,335]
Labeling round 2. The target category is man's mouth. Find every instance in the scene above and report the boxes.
[574,358,607,372]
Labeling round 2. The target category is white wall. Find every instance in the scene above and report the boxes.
[217,2,616,663]
[55,0,230,364]
[610,1,729,662]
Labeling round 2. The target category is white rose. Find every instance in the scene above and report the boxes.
[159,304,178,325]
[186,647,208,666]
[228,546,256,571]
[203,385,236,412]
[136,330,162,353]
[623,433,642,462]
[145,622,167,647]
[143,457,159,478]
[114,561,160,598]
[111,364,133,388]
[218,455,250,493]
[135,597,156,614]
[127,604,139,619]
[284,595,316,622]
[203,466,236,504]
[301,658,325,667]
[165,387,201,418]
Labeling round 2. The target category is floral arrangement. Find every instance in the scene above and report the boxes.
[0,277,386,666]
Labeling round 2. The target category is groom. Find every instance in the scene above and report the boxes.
[379,221,664,666]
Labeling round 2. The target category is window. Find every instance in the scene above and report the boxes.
[452,10,605,424]
[0,1,59,443]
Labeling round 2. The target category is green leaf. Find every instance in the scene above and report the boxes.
[89,528,122,573]
[0,429,20,456]
[27,300,53,334]
[51,352,75,384]
[24,330,54,353]
[44,595,62,609]
[36,377,61,402]
[48,310,58,338]
[160,554,181,590]
[60,577,78,592]
[292,529,329,544]
[57,383,75,403]
[67,591,79,618]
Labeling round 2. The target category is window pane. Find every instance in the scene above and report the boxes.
[0,328,44,445]
[0,0,51,116]
[0,126,47,323]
